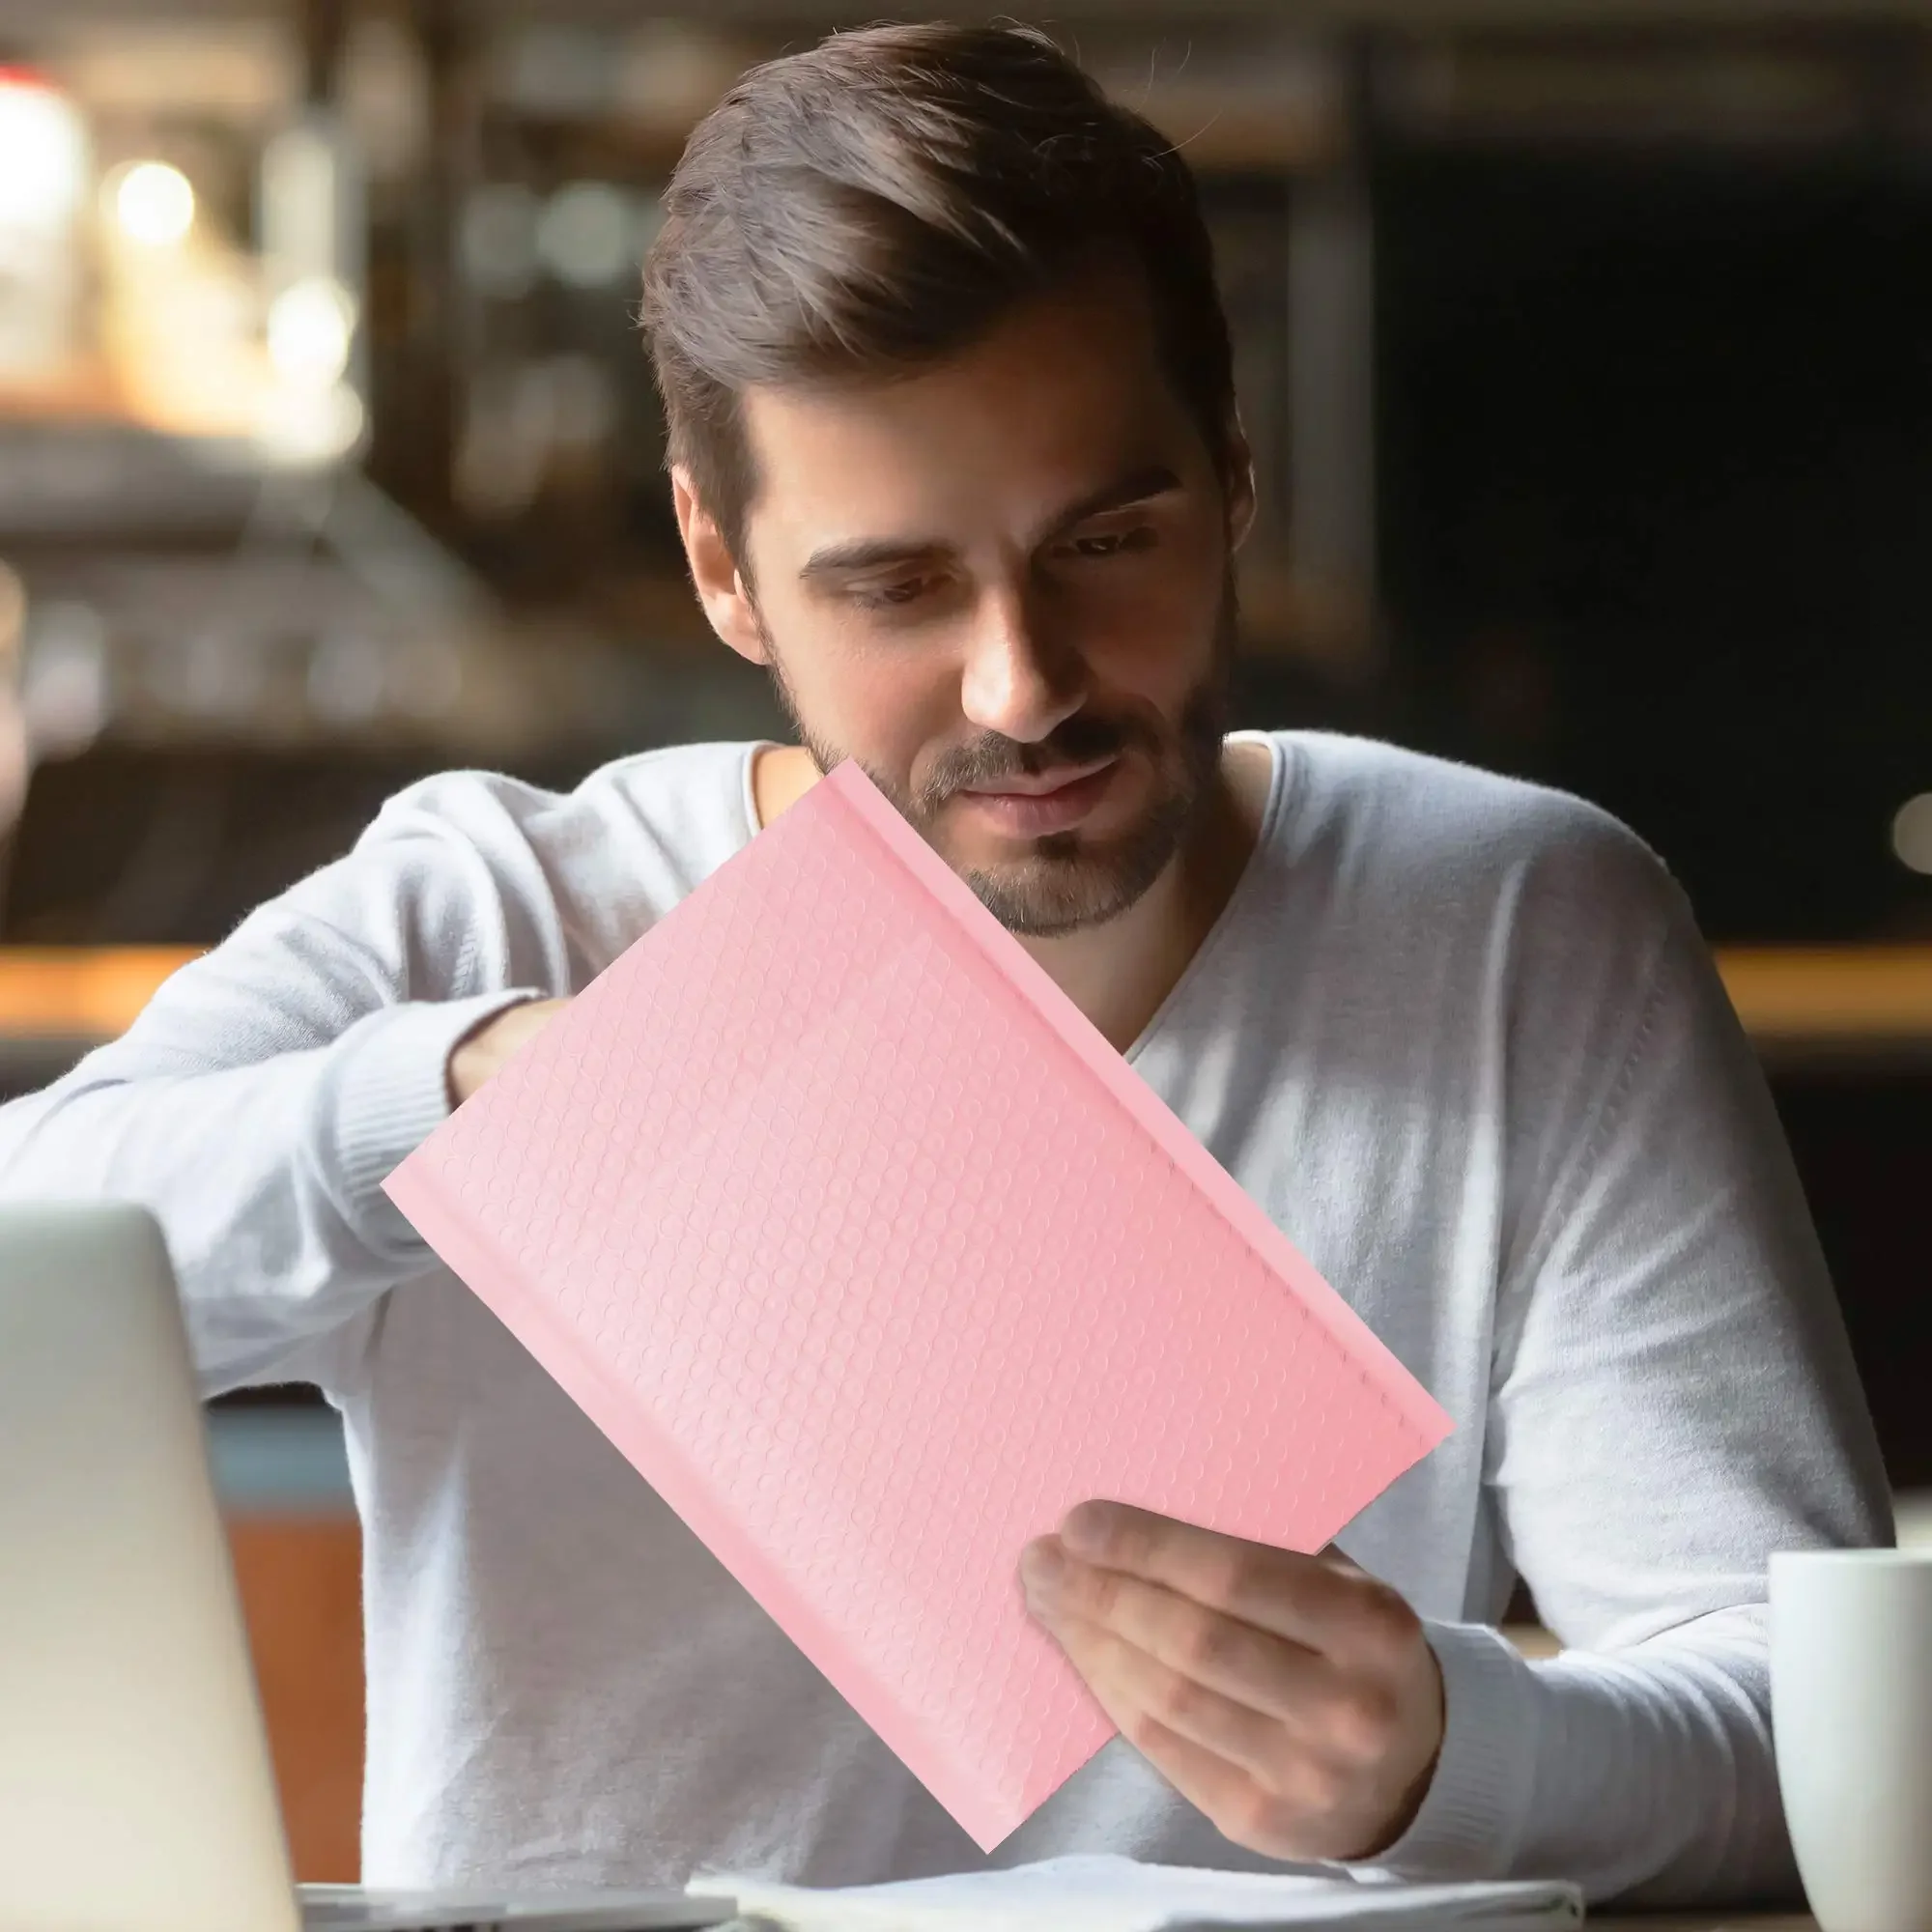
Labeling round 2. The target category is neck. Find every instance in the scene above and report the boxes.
[1016,753,1262,1052]
[752,739,1268,1053]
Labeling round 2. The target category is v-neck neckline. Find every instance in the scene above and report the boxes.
[1122,732,1293,1067]
[735,732,1297,1068]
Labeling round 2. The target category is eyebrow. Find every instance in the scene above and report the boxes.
[795,463,1183,583]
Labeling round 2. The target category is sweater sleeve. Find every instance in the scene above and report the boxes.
[1358,836,1892,1903]
[0,785,551,1394]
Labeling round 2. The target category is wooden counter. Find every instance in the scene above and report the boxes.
[0,947,198,1037]
[3,945,1926,1058]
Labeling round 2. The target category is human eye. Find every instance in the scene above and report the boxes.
[848,574,939,611]
[1057,524,1158,561]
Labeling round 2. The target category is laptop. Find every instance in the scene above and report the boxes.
[0,1202,736,1932]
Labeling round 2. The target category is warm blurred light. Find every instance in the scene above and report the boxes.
[0,560,24,660]
[389,636,464,719]
[111,161,196,247]
[21,600,109,761]
[544,353,617,450]
[306,634,386,724]
[1892,794,1932,876]
[267,276,356,386]
[461,184,538,298]
[256,381,366,466]
[537,182,634,289]
[0,948,200,1039]
[0,71,87,231]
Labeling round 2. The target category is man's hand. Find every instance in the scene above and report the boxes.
[446,998,569,1106]
[1020,1501,1444,1863]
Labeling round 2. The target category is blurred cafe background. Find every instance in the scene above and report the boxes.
[1,0,1929,1881]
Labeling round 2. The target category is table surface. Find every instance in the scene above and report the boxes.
[692,1914,1817,1931]
[1597,1919,1813,1930]
[699,1911,1819,1930]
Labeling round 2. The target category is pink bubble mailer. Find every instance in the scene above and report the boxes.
[384,759,1452,1852]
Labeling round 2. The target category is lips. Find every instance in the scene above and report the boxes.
[961,757,1116,802]
[954,756,1122,837]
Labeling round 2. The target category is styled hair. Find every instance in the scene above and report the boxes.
[639,20,1236,566]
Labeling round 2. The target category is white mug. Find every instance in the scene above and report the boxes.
[1770,1549,1932,1932]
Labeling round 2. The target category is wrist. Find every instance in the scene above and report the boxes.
[328,994,545,1254]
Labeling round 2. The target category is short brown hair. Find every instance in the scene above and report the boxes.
[639,21,1236,568]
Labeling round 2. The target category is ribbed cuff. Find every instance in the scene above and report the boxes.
[327,991,542,1260]
[1350,1619,1539,1881]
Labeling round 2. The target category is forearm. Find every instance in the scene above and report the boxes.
[1369,1609,1791,1905]
[1405,838,1890,1899]
[0,993,517,1389]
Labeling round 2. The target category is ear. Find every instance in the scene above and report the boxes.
[671,469,770,666]
[1222,413,1259,555]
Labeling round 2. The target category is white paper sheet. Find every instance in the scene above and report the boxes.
[695,1854,1584,1932]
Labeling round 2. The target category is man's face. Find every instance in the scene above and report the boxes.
[689,269,1250,936]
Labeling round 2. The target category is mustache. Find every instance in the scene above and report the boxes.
[916,713,1153,811]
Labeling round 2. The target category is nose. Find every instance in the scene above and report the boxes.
[957,583,1086,745]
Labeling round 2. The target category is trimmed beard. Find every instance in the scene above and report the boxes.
[757,573,1237,937]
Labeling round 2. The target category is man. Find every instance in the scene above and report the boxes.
[0,20,1887,1907]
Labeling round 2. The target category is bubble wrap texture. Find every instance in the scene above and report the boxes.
[385,761,1452,1851]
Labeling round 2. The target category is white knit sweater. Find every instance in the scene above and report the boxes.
[0,730,1889,1904]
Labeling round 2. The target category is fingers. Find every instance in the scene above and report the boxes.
[1053,1503,1406,1661]
[1041,1607,1295,1775]
[1036,1609,1405,1864]
[1023,1542,1324,1726]
[1020,1508,1446,1864]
